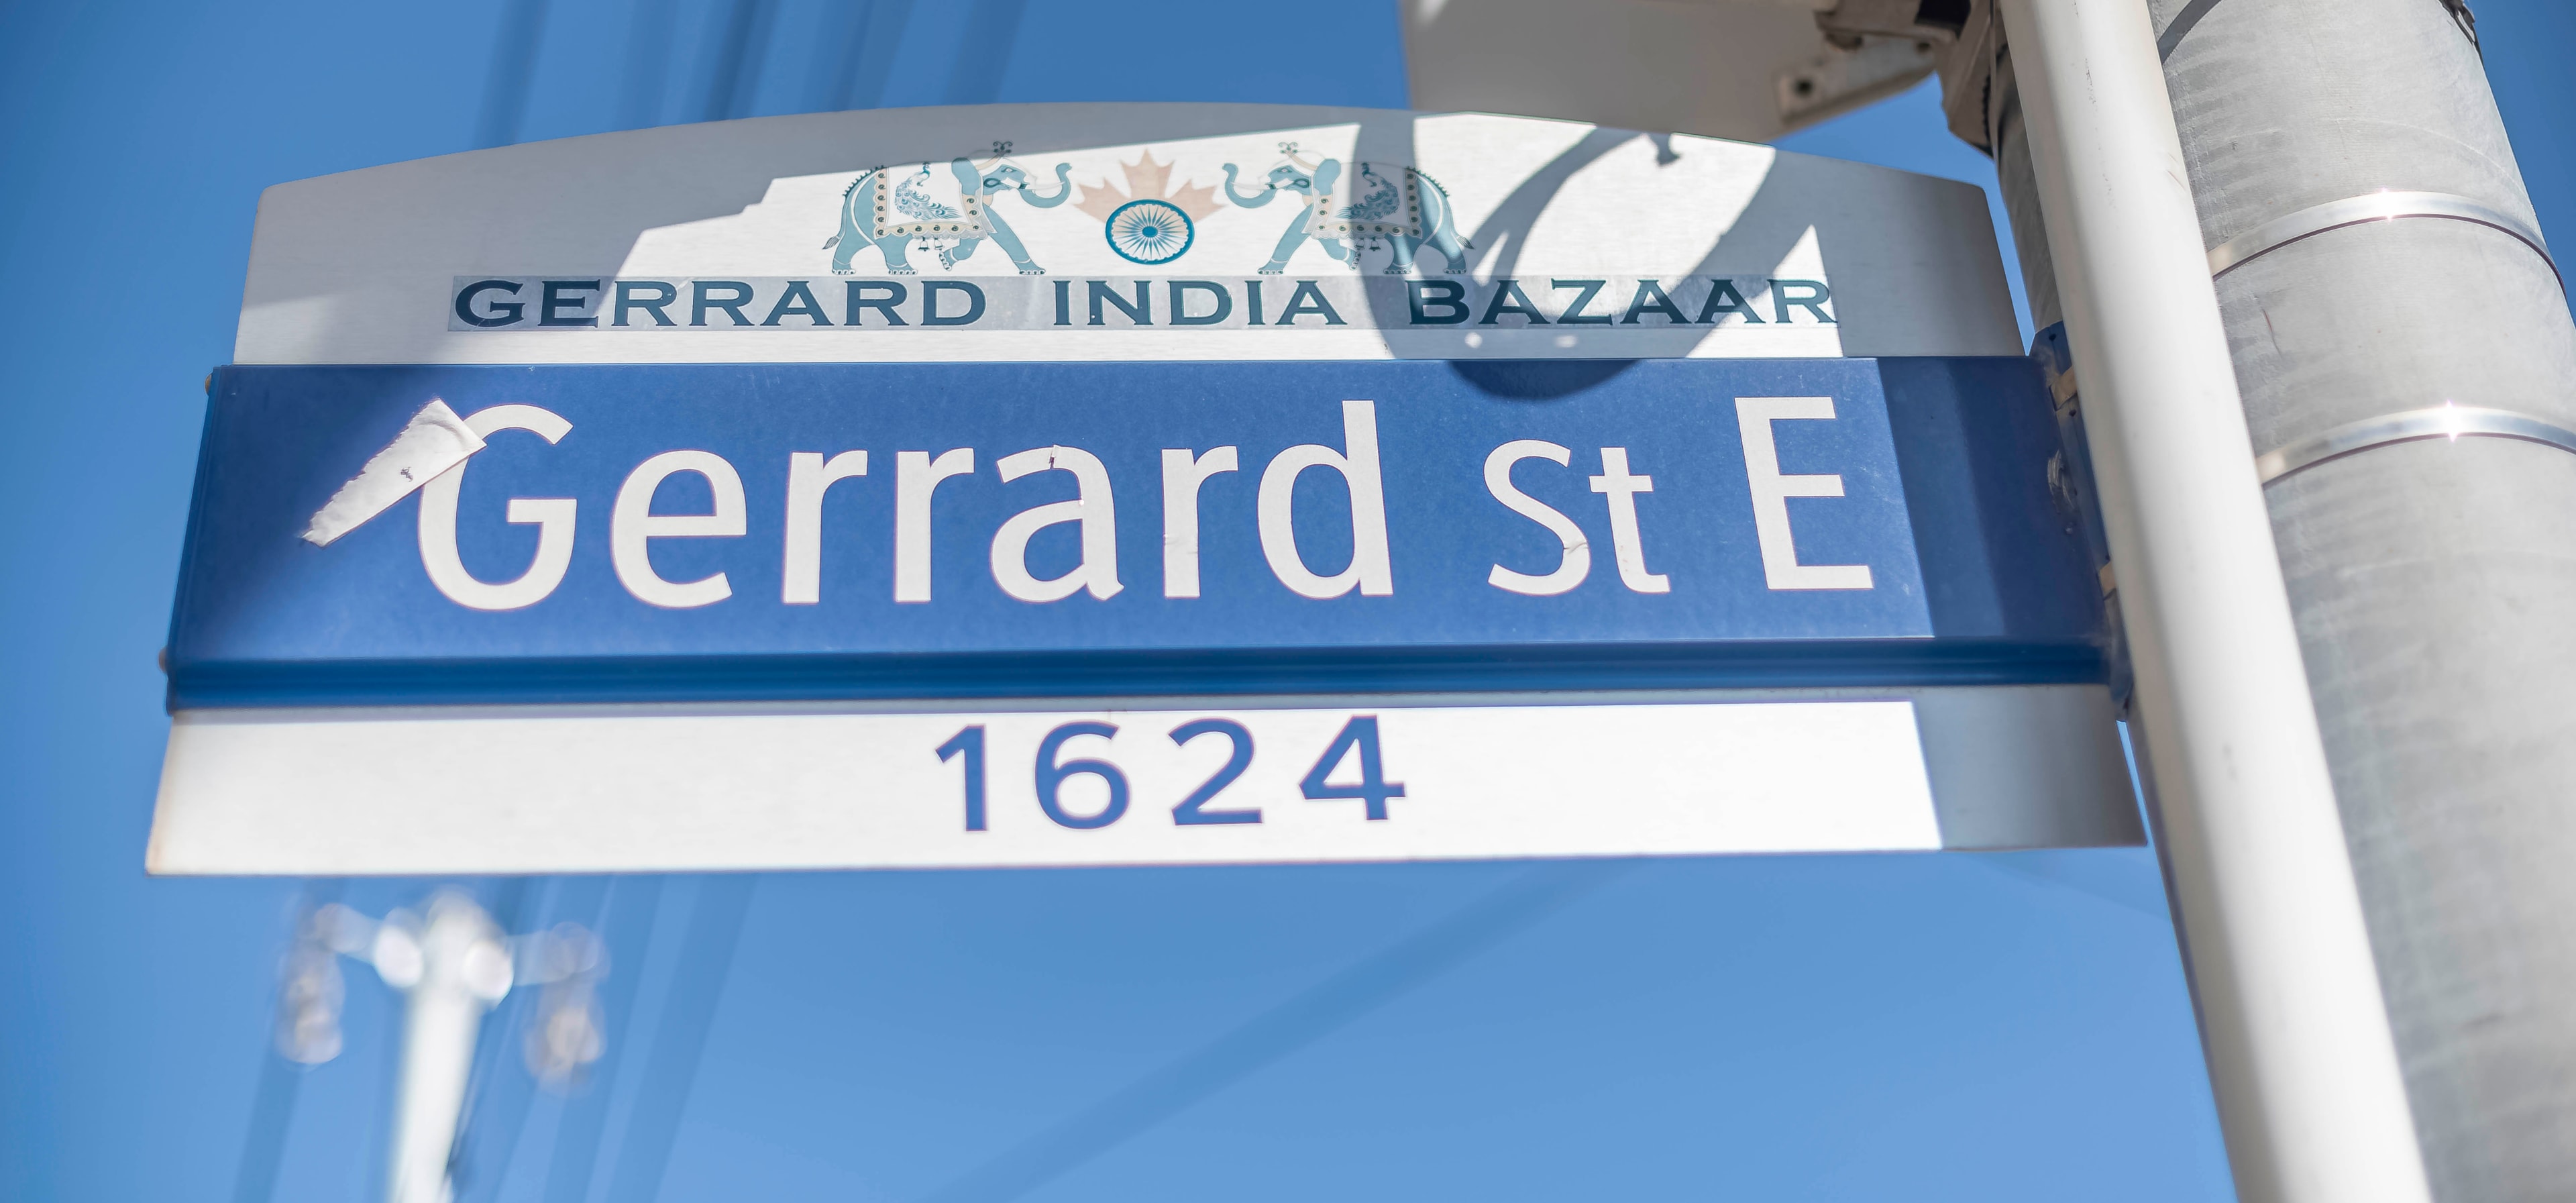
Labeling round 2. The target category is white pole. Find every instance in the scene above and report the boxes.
[374,893,513,1203]
[1990,3,2430,1202]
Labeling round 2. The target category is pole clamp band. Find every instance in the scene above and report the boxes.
[2207,191,2560,289]
[2255,403,2576,485]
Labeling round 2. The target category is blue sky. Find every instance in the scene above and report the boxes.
[2,2,2568,1200]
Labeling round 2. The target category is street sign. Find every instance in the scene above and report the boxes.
[171,358,2099,703]
[152,105,2138,874]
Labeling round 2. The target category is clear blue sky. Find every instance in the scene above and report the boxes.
[2,2,2569,1200]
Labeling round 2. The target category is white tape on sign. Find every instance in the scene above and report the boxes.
[301,398,484,546]
[149,696,1950,875]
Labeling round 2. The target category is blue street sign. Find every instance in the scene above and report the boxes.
[166,356,2103,708]
[150,111,2143,876]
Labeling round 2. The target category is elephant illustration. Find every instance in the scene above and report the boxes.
[1220,154,1469,274]
[824,156,1074,275]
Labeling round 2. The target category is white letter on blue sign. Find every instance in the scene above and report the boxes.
[612,450,747,608]
[1258,400,1394,599]
[1483,440,1591,596]
[894,449,975,603]
[1733,397,1873,591]
[991,446,1123,602]
[782,450,869,604]
[1589,448,1670,594]
[415,405,577,611]
[1161,447,1238,598]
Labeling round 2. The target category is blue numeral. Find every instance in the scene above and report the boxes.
[1169,719,1260,825]
[1301,716,1405,821]
[1036,721,1130,830]
[936,725,987,832]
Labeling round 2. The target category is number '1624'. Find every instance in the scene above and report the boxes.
[934,716,1403,832]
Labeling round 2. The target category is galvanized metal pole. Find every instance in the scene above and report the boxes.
[1990,2,2432,1200]
[2149,1,2576,1198]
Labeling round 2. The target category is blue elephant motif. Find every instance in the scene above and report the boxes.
[825,156,1075,275]
[1220,153,1470,275]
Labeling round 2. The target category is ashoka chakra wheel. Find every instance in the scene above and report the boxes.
[1106,199,1193,265]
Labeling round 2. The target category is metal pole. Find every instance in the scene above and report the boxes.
[1990,3,2430,1201]
[378,894,514,1203]
[472,0,549,150]
[261,893,606,1203]
[2152,2,2576,1197]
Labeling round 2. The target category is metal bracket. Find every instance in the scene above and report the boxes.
[2255,403,2576,485]
[2029,323,2131,711]
[2206,190,2560,289]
